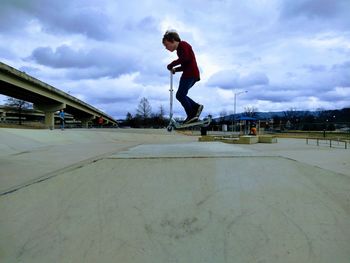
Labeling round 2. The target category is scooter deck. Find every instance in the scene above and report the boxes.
[174,118,211,129]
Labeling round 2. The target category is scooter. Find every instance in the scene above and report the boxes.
[166,71,211,132]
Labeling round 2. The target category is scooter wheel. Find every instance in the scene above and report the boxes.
[167,126,173,132]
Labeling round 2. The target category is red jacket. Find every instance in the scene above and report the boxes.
[168,41,200,81]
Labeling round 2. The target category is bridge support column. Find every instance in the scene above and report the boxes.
[34,103,65,130]
[81,117,94,128]
[44,112,55,130]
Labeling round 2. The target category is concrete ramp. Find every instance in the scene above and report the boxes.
[1,137,350,263]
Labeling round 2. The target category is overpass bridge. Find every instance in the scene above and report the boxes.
[0,62,117,129]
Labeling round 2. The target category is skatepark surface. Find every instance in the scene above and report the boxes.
[0,128,349,262]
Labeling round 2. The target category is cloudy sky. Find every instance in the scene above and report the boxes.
[1,0,349,119]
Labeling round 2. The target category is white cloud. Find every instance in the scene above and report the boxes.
[207,71,269,90]
[1,0,350,119]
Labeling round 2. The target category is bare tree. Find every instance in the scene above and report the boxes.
[244,106,258,118]
[284,107,299,122]
[5,97,32,125]
[136,97,152,120]
[158,105,166,119]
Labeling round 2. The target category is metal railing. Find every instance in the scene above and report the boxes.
[306,138,348,149]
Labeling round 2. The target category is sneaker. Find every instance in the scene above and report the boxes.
[183,115,198,124]
[195,104,204,118]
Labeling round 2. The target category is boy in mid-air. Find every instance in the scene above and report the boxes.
[162,30,203,124]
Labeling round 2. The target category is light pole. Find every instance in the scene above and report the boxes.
[232,90,248,132]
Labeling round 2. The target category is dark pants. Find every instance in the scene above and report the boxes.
[60,118,65,129]
[176,77,199,117]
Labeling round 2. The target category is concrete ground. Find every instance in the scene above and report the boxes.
[0,128,349,263]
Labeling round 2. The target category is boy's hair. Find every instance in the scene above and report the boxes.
[162,30,181,43]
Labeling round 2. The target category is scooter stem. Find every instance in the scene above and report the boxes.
[169,71,173,119]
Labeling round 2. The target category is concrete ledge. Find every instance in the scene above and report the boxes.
[238,135,259,144]
[199,135,278,144]
[198,135,216,142]
[199,135,258,144]
[259,135,277,143]
[199,135,239,144]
